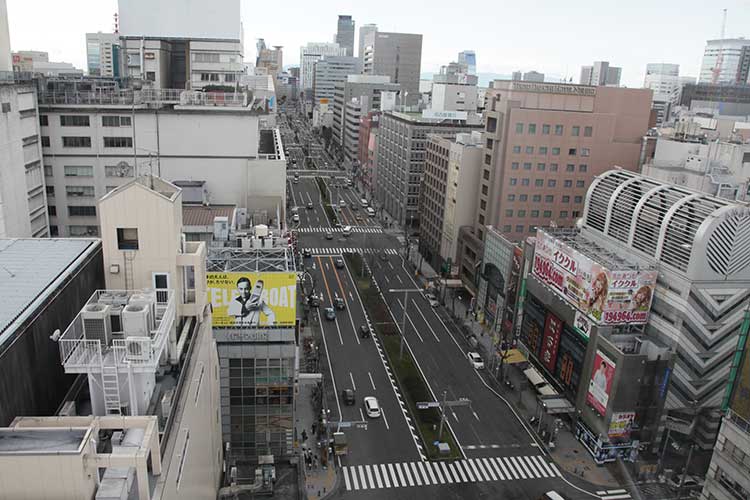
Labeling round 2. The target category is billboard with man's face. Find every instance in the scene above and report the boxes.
[207,272,297,327]
[587,350,616,416]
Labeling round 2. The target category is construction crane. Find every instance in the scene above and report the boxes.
[711,8,728,84]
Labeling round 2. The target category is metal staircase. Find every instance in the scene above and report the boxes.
[101,365,122,415]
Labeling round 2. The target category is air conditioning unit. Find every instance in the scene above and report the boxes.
[122,304,151,337]
[98,292,115,304]
[81,303,112,345]
[111,291,129,306]
[124,337,150,362]
[109,305,124,334]
[129,292,156,327]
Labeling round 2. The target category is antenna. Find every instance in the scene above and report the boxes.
[711,8,728,84]
[113,13,119,34]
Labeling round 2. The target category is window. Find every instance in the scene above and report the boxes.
[486,138,493,149]
[46,186,54,196]
[512,145,521,154]
[39,115,48,126]
[507,194,515,201]
[545,195,554,202]
[518,210,526,217]
[102,115,132,127]
[44,165,53,177]
[486,117,497,133]
[554,125,564,135]
[566,164,575,172]
[105,164,134,177]
[579,164,588,172]
[481,185,488,195]
[66,185,95,197]
[525,146,534,154]
[510,178,517,186]
[503,225,512,232]
[584,126,593,137]
[521,178,530,186]
[511,162,519,170]
[480,200,487,210]
[485,154,492,165]
[575,196,583,203]
[531,210,539,217]
[532,194,541,202]
[548,179,557,187]
[550,163,558,172]
[515,225,524,233]
[568,148,577,156]
[47,205,56,216]
[120,116,132,126]
[528,123,536,134]
[523,162,532,170]
[117,228,139,250]
[68,206,97,217]
[564,180,573,187]
[535,179,544,187]
[60,115,90,127]
[519,194,528,201]
[543,210,552,217]
[146,71,156,81]
[64,165,93,177]
[542,124,550,135]
[552,147,560,155]
[200,73,220,82]
[69,225,99,237]
[505,209,513,217]
[483,169,490,180]
[572,210,581,218]
[41,136,50,147]
[576,180,585,187]
[62,136,91,148]
[537,163,545,171]
[50,225,58,236]
[515,122,524,134]
[539,146,548,155]
[560,211,568,218]
[478,214,485,224]
[562,195,570,203]
[572,126,580,136]
[581,148,590,157]
[104,137,133,148]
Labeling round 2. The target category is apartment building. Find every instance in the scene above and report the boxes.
[375,111,482,227]
[0,81,49,237]
[331,75,400,148]
[344,96,367,162]
[456,80,651,288]
[85,32,120,77]
[313,56,358,104]
[362,31,422,104]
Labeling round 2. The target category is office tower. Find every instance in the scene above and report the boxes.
[86,33,121,77]
[335,15,355,57]
[699,38,750,84]
[300,42,346,91]
[511,71,522,81]
[458,50,476,75]
[362,31,423,104]
[643,63,684,125]
[580,61,621,86]
[358,23,377,59]
[313,55,358,104]
[0,0,11,72]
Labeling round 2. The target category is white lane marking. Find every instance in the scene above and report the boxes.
[601,496,631,500]
[482,458,498,481]
[439,461,452,483]
[423,460,437,485]
[368,371,376,390]
[473,411,480,421]
[531,456,551,477]
[381,408,390,430]
[316,311,341,421]
[366,464,375,489]
[396,274,403,283]
[394,463,406,487]
[358,465,368,489]
[510,456,529,479]
[431,461,445,484]
[450,462,466,482]
[402,462,414,486]
[359,408,365,422]
[349,372,356,391]
[343,466,352,490]
[523,455,542,477]
[451,410,460,422]
[548,462,562,477]
[503,457,519,479]
[489,457,505,480]
[351,465,360,490]
[349,291,354,301]
[405,312,425,342]
[379,464,390,488]
[460,461,477,482]
[388,261,394,270]
[409,462,423,486]
[468,459,486,481]
[411,300,440,342]
[607,490,628,495]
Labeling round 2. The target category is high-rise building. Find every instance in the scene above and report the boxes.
[335,15,355,57]
[85,33,120,77]
[0,80,50,238]
[680,82,750,116]
[0,0,10,72]
[358,23,377,59]
[313,56,358,104]
[300,42,346,91]
[580,61,621,86]
[699,38,750,84]
[458,50,476,75]
[362,31,423,105]
[256,39,284,76]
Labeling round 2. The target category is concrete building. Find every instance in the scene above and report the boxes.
[643,63,686,126]
[431,82,478,113]
[358,24,377,59]
[331,75,401,149]
[0,0,10,72]
[362,31,422,104]
[37,87,284,238]
[475,226,520,337]
[0,81,49,238]
[523,71,545,82]
[419,131,483,271]
[680,82,750,116]
[580,61,622,86]
[375,110,482,227]
[344,96,367,162]
[313,55,358,104]
[256,39,283,76]
[11,50,48,72]
[458,50,476,76]
[0,238,103,426]
[358,111,380,195]
[86,32,120,77]
[300,42,346,92]
[456,80,651,289]
[699,38,750,84]
[335,15,355,57]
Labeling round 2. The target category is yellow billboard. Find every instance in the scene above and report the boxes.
[207,272,297,327]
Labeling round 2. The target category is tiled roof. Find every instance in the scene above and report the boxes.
[182,205,235,227]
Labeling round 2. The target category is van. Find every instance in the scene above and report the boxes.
[366,207,375,217]
[342,226,352,236]
[360,198,369,208]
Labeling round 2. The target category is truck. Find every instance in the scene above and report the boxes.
[333,432,348,456]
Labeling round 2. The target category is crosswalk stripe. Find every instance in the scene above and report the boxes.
[460,461,476,482]
[451,462,466,482]
[380,464,391,488]
[511,456,529,479]
[494,457,511,480]
[503,457,520,479]
[531,456,551,477]
[388,463,399,487]
[416,461,431,485]
[358,465,368,489]
[439,461,452,484]
[351,465,360,490]
[431,462,445,484]
[423,461,438,484]
[523,456,542,477]
[366,465,375,488]
[343,466,352,490]
[548,462,562,477]
[395,463,406,487]
[482,458,498,481]
[489,457,505,480]
[410,462,423,486]
[470,459,487,481]
[402,462,415,486]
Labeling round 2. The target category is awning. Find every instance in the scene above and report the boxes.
[537,384,558,397]
[539,395,576,414]
[501,349,526,365]
[523,367,545,387]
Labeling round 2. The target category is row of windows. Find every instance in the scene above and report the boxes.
[504,209,581,218]
[511,145,591,157]
[509,178,586,188]
[511,162,588,172]
[507,194,584,203]
[46,164,134,178]
[59,136,133,148]
[515,123,593,137]
[42,115,133,127]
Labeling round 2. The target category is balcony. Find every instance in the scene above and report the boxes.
[58,289,175,374]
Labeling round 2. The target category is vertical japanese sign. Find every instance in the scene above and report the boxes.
[540,312,563,373]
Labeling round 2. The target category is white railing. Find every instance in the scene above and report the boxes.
[37,88,248,108]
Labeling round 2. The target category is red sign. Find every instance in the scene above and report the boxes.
[540,312,563,372]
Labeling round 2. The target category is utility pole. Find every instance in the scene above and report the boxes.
[417,395,471,441]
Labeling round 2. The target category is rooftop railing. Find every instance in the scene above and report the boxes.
[37,88,250,107]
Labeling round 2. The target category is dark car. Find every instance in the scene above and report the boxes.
[341,389,355,405]
[335,258,345,269]
[334,297,346,310]
[308,294,320,307]
[324,307,336,320]
[360,325,371,338]
[307,202,314,209]
[302,248,312,258]
[325,231,334,240]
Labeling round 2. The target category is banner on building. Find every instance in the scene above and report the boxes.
[540,312,563,373]
[532,229,657,326]
[608,412,636,440]
[587,350,616,416]
[502,246,523,338]
[207,272,297,327]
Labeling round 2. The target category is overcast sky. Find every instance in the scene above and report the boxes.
[6,0,750,86]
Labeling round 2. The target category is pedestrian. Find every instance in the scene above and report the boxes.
[301,429,308,442]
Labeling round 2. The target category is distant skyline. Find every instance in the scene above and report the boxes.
[6,0,750,87]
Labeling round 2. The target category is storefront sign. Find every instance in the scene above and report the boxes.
[608,412,636,439]
[521,297,545,357]
[540,312,563,373]
[556,325,586,394]
[532,229,657,326]
[587,350,616,416]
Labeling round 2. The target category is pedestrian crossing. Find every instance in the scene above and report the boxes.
[296,226,383,234]
[342,455,562,491]
[309,247,399,256]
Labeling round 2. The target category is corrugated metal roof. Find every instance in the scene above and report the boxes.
[183,205,235,227]
[0,238,97,339]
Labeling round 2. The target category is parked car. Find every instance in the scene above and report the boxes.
[468,351,484,369]
[341,389,355,405]
[334,297,346,310]
[335,258,345,269]
[307,202,314,209]
[426,293,439,307]
[666,473,703,492]
[324,307,336,320]
[360,325,371,338]
[363,396,381,418]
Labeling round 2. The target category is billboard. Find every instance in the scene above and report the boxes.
[532,229,657,325]
[555,325,587,395]
[207,272,297,327]
[587,350,616,416]
[501,246,523,338]
[608,411,636,440]
[540,312,563,373]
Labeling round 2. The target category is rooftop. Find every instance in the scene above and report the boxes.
[183,204,236,227]
[0,428,87,454]
[542,228,651,271]
[99,175,181,204]
[207,247,295,273]
[0,239,99,342]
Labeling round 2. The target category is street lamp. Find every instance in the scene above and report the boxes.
[389,288,422,359]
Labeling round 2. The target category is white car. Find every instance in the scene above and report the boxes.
[292,214,300,223]
[468,352,484,370]
[363,396,381,418]
[425,293,439,307]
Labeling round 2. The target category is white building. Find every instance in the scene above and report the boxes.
[299,42,346,91]
[580,61,621,86]
[0,81,49,237]
[313,55,358,104]
[37,89,285,237]
[358,24,377,59]
[431,82,478,113]
[699,38,750,84]
[86,32,120,77]
[458,50,476,75]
